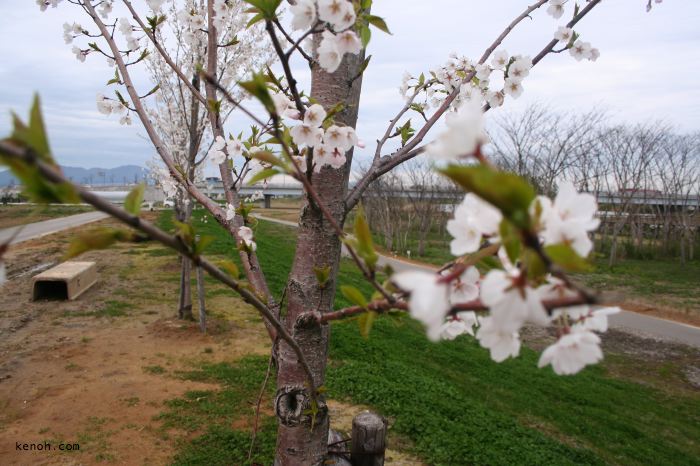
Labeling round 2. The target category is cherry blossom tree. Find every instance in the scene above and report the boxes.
[144,0,271,319]
[1,0,664,463]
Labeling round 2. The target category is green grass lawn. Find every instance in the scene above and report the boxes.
[155,209,700,465]
[0,203,93,228]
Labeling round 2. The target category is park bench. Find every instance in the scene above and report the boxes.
[32,261,97,301]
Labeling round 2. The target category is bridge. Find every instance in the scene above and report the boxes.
[5,179,698,211]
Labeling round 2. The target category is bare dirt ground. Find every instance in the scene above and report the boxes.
[0,214,273,465]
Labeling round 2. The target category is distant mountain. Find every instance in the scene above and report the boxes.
[0,165,149,187]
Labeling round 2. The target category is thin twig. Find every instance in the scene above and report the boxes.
[248,352,275,461]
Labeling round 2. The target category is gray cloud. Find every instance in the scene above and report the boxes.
[0,0,697,171]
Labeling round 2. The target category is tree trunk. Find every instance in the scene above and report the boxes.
[273,41,366,465]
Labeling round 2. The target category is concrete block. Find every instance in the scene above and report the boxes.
[32,261,97,301]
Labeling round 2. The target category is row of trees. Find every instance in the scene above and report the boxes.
[362,104,699,265]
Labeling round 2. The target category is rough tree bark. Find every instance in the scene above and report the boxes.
[273,39,366,465]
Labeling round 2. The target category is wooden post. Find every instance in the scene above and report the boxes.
[196,263,206,333]
[194,235,206,333]
[351,411,387,466]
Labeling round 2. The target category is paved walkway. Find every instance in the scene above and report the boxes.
[257,215,700,348]
[0,211,108,245]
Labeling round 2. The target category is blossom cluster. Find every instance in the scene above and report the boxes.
[208,135,244,166]
[392,98,615,375]
[289,0,362,72]
[399,0,603,116]
[96,94,131,125]
[276,96,359,172]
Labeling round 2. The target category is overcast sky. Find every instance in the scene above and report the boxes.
[0,0,698,170]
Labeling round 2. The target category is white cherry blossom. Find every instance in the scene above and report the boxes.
[570,40,593,61]
[226,137,244,158]
[508,56,532,82]
[238,226,257,251]
[447,193,502,255]
[491,49,509,69]
[546,0,565,19]
[486,90,504,108]
[475,63,491,81]
[323,125,347,150]
[476,316,521,362]
[569,306,621,333]
[449,266,481,304]
[290,0,317,30]
[425,97,486,161]
[318,0,354,30]
[72,46,86,62]
[318,31,342,73]
[554,26,573,43]
[439,311,479,340]
[303,104,327,127]
[538,328,603,375]
[99,1,113,19]
[291,124,323,148]
[225,203,236,222]
[503,77,523,99]
[392,270,450,341]
[145,0,165,12]
[538,181,599,256]
[335,31,362,56]
[208,136,227,165]
[481,269,548,330]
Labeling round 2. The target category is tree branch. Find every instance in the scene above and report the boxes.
[0,140,317,394]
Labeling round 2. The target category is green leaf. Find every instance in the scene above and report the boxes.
[523,248,547,282]
[173,220,195,248]
[439,164,535,228]
[341,285,368,309]
[361,0,372,10]
[124,183,145,215]
[11,94,52,162]
[243,0,282,19]
[250,150,286,169]
[358,310,377,339]
[544,243,594,272]
[107,68,120,86]
[399,119,414,146]
[359,24,371,48]
[194,235,215,255]
[246,12,264,27]
[239,73,275,115]
[499,219,520,264]
[66,227,132,259]
[223,35,240,47]
[313,265,331,289]
[247,167,279,185]
[366,15,391,34]
[353,204,378,269]
[220,260,240,279]
[357,55,372,77]
[207,98,222,115]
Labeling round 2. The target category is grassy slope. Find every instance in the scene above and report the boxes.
[157,210,700,465]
